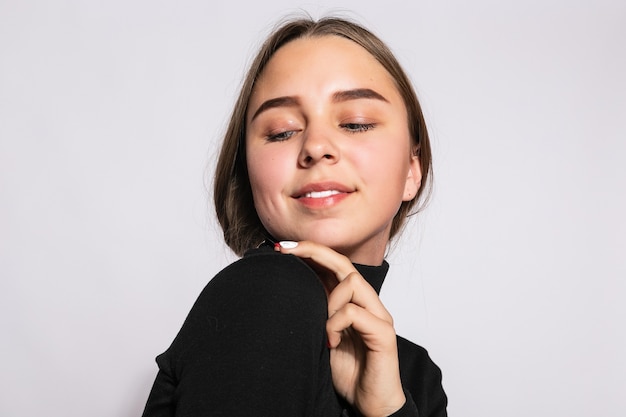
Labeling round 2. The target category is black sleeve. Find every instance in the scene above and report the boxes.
[385,389,419,416]
[397,336,448,417]
[142,251,343,417]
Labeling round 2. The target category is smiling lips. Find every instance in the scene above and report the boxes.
[293,183,353,208]
[302,190,341,198]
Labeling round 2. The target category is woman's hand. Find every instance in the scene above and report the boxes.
[275,240,406,417]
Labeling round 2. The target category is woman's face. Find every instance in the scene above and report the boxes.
[246,35,421,265]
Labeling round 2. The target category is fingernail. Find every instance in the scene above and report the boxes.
[273,242,280,251]
[279,241,298,249]
[326,339,332,349]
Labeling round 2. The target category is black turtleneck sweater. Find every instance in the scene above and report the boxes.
[142,246,447,417]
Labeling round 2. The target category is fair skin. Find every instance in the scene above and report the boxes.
[246,35,422,417]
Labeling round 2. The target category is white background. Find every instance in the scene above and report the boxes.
[1,1,625,416]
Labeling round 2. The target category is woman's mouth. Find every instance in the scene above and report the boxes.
[293,183,352,208]
[301,190,341,199]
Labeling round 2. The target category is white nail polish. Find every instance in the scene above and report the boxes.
[279,241,298,249]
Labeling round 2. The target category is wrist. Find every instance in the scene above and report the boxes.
[358,390,406,417]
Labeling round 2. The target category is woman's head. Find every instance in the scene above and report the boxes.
[214,16,432,259]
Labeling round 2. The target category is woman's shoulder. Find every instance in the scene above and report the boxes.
[213,246,316,281]
[201,246,326,301]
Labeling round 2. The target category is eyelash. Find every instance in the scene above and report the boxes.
[265,123,376,142]
[341,123,376,133]
[266,130,297,142]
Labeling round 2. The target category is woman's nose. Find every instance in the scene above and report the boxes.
[297,125,340,167]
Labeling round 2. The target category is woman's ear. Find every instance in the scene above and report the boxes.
[403,151,422,201]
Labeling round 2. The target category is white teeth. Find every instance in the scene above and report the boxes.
[304,190,340,198]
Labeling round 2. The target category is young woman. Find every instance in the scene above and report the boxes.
[143,16,447,417]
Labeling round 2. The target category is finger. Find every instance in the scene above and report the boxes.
[276,240,357,281]
[326,303,397,350]
[277,241,393,322]
[327,272,393,324]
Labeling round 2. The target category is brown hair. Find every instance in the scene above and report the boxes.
[214,16,432,256]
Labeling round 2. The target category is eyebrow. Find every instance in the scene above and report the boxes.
[249,88,389,122]
[250,96,300,122]
[332,88,389,104]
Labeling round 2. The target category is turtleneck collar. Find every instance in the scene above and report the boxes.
[354,261,389,294]
[251,241,389,294]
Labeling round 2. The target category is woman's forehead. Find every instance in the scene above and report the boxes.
[248,35,401,114]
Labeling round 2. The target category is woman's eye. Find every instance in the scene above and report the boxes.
[266,130,296,142]
[341,123,376,133]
